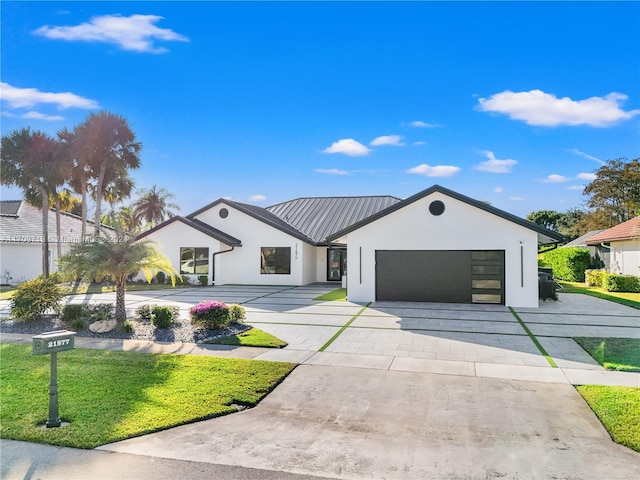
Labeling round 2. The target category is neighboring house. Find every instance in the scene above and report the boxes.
[0,200,110,284]
[561,230,608,268]
[138,185,563,308]
[585,216,640,276]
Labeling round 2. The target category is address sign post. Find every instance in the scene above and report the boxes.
[32,330,76,428]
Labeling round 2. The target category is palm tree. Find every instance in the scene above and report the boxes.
[133,185,180,227]
[101,206,142,234]
[59,126,91,240]
[58,235,178,322]
[1,128,59,277]
[73,111,142,236]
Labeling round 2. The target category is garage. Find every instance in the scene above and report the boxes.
[375,250,505,304]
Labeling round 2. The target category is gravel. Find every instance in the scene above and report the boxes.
[0,314,251,344]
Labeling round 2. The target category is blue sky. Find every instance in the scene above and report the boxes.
[2,1,639,219]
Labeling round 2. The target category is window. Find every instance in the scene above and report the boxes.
[261,247,291,274]
[180,247,209,275]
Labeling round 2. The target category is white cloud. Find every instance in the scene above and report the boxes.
[323,138,371,156]
[544,174,568,183]
[33,14,189,53]
[577,172,597,181]
[314,168,350,176]
[477,89,640,127]
[567,148,605,165]
[21,111,65,121]
[406,120,440,128]
[0,82,99,110]
[566,185,584,191]
[494,187,504,193]
[249,194,266,202]
[509,196,525,201]
[406,164,461,177]
[475,151,517,173]
[413,141,426,146]
[370,135,405,147]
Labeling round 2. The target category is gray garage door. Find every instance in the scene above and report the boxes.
[375,250,505,304]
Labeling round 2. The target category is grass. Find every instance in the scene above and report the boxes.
[577,385,640,452]
[558,281,640,309]
[508,307,557,367]
[0,344,295,449]
[574,337,640,372]
[206,327,288,348]
[313,288,346,301]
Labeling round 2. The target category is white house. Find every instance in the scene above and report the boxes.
[585,216,640,276]
[138,185,563,308]
[0,200,110,284]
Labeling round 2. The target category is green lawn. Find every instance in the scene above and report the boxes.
[577,385,640,452]
[0,344,295,449]
[313,288,346,301]
[207,328,288,348]
[574,337,640,372]
[558,281,640,309]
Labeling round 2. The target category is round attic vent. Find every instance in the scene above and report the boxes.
[429,200,445,216]
[219,208,229,219]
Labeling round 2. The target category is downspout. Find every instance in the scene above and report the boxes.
[211,246,235,285]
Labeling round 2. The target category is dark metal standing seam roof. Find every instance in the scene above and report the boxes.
[266,196,401,243]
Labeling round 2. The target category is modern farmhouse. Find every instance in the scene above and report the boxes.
[138,185,563,308]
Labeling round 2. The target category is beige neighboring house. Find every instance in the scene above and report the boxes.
[0,200,110,284]
[585,216,640,276]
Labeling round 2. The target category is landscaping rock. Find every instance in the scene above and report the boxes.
[89,319,118,333]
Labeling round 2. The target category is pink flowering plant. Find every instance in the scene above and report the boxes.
[189,300,245,329]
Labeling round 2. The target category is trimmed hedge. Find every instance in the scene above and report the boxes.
[585,269,608,288]
[603,274,640,293]
[538,247,590,282]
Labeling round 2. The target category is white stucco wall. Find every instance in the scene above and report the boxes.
[0,242,74,284]
[344,192,541,308]
[193,204,312,285]
[609,239,640,276]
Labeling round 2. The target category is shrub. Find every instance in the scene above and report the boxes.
[68,317,87,331]
[156,271,166,285]
[135,304,154,321]
[120,321,134,333]
[198,275,208,286]
[538,247,590,282]
[86,303,114,321]
[229,304,246,323]
[585,269,607,287]
[190,301,231,329]
[151,305,175,329]
[603,274,640,293]
[10,276,63,321]
[61,304,86,323]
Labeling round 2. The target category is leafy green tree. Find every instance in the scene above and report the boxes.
[1,128,59,277]
[59,235,178,322]
[133,185,180,227]
[526,210,563,231]
[73,111,142,236]
[554,208,586,241]
[583,157,640,224]
[101,206,141,233]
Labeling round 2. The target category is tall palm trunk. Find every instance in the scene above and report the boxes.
[94,162,107,237]
[54,196,62,262]
[37,183,49,278]
[80,182,88,241]
[115,277,127,322]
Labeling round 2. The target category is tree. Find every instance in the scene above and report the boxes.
[59,126,91,240]
[101,206,141,233]
[73,111,142,236]
[1,128,58,277]
[583,158,640,224]
[526,210,563,231]
[58,235,178,322]
[133,185,180,227]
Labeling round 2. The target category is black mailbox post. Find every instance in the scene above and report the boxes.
[32,330,76,428]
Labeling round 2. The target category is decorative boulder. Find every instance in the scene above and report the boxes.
[89,319,118,333]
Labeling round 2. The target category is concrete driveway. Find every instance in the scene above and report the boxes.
[2,284,639,479]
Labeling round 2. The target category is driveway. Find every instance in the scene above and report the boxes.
[2,284,639,479]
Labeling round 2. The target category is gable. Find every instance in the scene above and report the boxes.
[326,185,564,245]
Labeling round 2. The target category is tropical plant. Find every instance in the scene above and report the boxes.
[72,111,142,236]
[132,185,179,228]
[9,276,64,321]
[1,128,59,277]
[58,234,177,322]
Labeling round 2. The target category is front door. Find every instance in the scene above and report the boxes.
[327,248,347,281]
